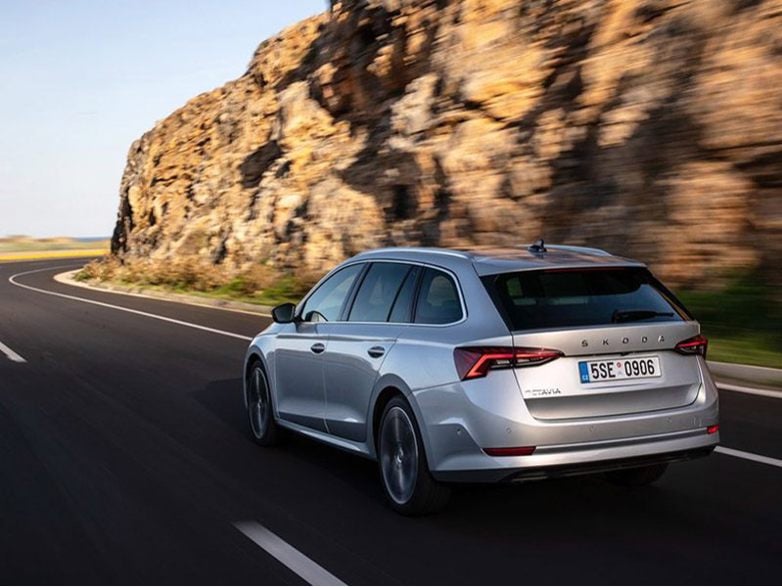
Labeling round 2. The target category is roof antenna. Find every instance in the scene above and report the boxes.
[528,239,547,253]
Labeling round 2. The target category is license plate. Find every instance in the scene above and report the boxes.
[579,356,662,383]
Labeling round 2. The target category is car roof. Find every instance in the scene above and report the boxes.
[350,244,646,276]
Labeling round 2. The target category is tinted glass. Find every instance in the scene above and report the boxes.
[301,264,363,322]
[388,265,421,323]
[414,268,462,324]
[349,263,411,322]
[486,268,686,330]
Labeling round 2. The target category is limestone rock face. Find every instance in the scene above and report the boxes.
[112,0,782,289]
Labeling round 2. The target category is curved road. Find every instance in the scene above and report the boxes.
[1,258,780,583]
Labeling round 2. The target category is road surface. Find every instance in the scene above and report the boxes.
[1,258,780,583]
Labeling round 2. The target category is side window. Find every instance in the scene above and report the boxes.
[300,264,364,322]
[414,268,463,325]
[388,265,421,323]
[348,263,411,322]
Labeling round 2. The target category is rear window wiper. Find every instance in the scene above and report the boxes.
[612,309,674,323]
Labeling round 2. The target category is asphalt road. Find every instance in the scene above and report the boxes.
[1,258,781,584]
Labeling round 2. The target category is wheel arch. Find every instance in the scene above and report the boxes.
[371,386,402,456]
[369,375,432,463]
[243,346,271,409]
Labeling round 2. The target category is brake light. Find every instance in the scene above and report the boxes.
[675,334,708,357]
[454,346,562,380]
[707,424,719,434]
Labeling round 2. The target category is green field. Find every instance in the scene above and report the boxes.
[677,277,781,369]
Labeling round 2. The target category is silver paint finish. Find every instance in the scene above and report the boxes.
[273,323,328,432]
[244,245,720,483]
[319,322,400,441]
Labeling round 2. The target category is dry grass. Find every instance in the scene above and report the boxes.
[0,249,108,262]
[77,256,319,305]
[0,236,109,263]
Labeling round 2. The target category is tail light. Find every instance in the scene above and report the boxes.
[675,334,708,357]
[454,346,562,380]
[707,424,719,435]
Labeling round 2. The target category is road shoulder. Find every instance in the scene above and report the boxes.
[54,269,272,317]
[50,268,782,393]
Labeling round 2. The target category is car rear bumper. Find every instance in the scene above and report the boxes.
[412,357,719,483]
[431,428,718,483]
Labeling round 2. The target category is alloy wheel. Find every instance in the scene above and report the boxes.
[248,367,268,439]
[380,406,419,505]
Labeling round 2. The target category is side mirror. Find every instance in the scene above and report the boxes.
[271,302,297,324]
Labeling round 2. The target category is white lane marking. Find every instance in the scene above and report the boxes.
[9,267,253,342]
[716,382,782,400]
[709,359,782,380]
[0,339,26,363]
[13,269,782,398]
[716,446,782,469]
[53,269,272,318]
[13,267,782,474]
[234,521,346,586]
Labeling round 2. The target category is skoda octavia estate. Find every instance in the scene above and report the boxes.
[243,243,719,514]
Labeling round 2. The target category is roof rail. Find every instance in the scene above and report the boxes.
[355,247,473,260]
[545,245,612,256]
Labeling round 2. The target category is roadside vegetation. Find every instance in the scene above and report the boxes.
[676,275,781,369]
[77,259,780,369]
[76,257,318,307]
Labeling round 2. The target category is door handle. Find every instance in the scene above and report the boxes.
[367,346,385,358]
[310,342,326,354]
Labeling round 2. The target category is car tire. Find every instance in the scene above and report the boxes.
[606,463,668,487]
[377,396,450,515]
[246,362,279,446]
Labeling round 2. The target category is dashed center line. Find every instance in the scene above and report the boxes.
[0,339,26,363]
[234,521,346,586]
[9,266,782,477]
[6,261,782,583]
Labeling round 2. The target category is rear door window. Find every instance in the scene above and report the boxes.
[414,268,463,325]
[388,265,421,323]
[348,262,411,322]
[485,268,688,330]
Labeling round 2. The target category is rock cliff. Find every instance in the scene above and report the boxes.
[112,0,782,289]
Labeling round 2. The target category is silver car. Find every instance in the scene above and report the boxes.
[243,243,719,515]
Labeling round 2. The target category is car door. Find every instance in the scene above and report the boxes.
[320,262,419,442]
[273,263,365,432]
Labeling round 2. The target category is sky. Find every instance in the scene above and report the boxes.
[0,0,323,238]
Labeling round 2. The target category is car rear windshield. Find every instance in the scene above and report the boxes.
[483,267,689,331]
